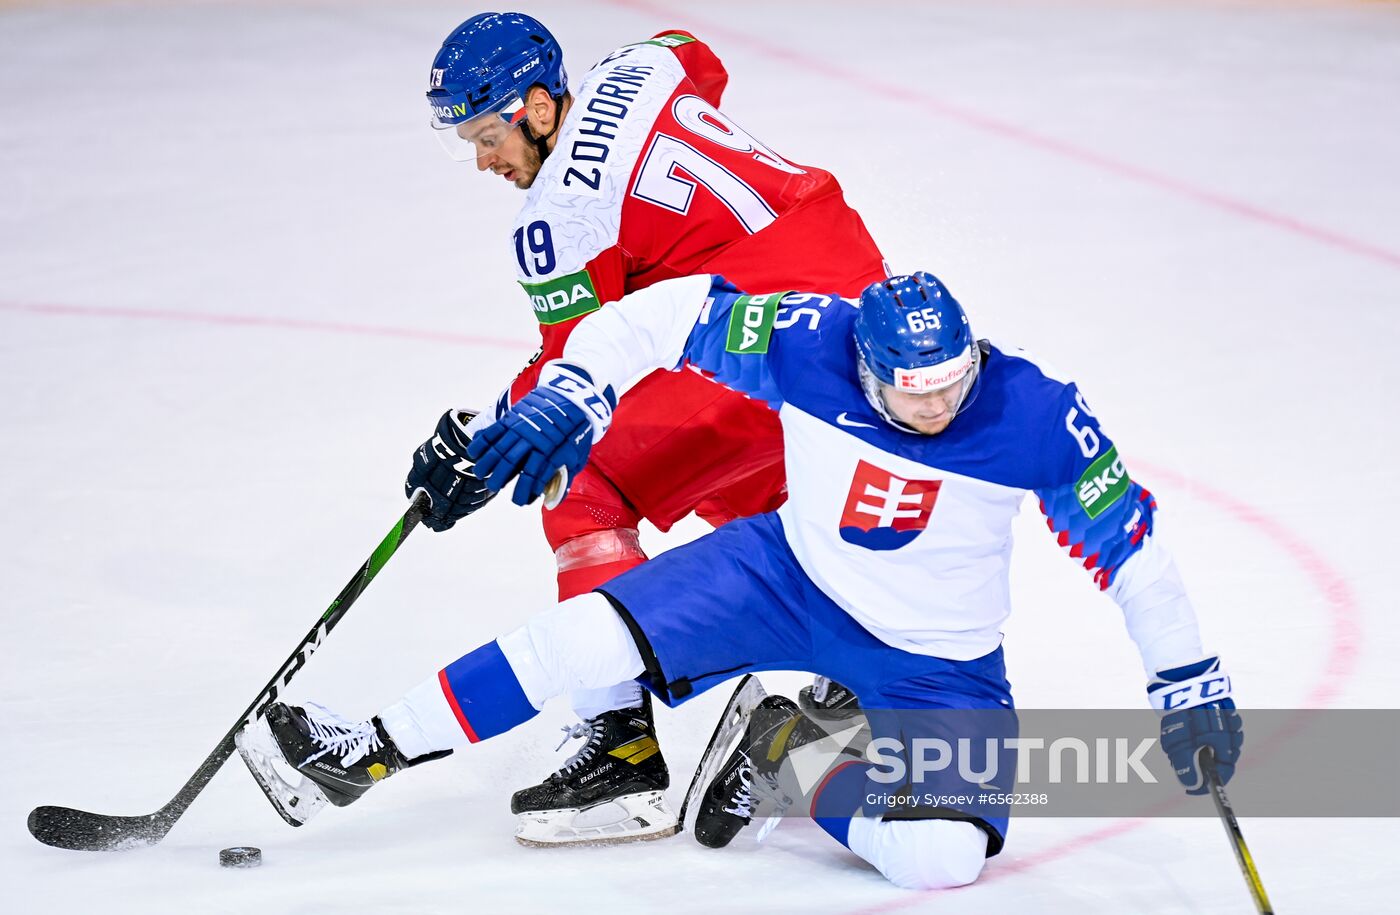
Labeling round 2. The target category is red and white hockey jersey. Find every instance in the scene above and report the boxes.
[501,31,887,529]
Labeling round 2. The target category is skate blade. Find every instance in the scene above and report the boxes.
[235,717,330,827]
[679,675,769,832]
[514,790,679,847]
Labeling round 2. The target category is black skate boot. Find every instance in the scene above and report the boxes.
[798,676,863,727]
[693,695,828,849]
[510,695,677,846]
[237,701,447,827]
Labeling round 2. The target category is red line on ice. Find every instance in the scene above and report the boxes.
[2,295,1363,897]
[0,301,536,352]
[0,242,1360,901]
[2,4,1371,894]
[601,0,1400,272]
[4,294,1364,889]
[577,4,1371,893]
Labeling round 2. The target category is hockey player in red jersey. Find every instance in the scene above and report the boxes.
[405,12,887,844]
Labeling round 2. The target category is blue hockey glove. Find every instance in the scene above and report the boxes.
[405,409,497,532]
[1147,656,1243,796]
[466,362,616,507]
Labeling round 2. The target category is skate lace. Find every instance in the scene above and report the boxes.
[553,721,605,778]
[723,752,756,818]
[301,702,382,767]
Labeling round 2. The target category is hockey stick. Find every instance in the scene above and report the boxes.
[26,494,429,852]
[1202,752,1275,914]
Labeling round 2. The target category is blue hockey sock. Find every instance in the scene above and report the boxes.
[811,758,874,848]
[438,640,539,742]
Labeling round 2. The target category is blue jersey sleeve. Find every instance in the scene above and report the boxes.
[1034,384,1157,590]
[678,278,845,410]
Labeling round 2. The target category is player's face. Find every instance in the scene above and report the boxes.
[880,383,963,435]
[460,117,542,189]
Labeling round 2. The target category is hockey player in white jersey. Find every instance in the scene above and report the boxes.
[239,272,1243,888]
[407,11,883,843]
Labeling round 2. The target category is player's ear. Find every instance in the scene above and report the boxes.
[525,86,556,132]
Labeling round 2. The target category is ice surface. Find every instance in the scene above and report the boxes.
[3,1,1397,912]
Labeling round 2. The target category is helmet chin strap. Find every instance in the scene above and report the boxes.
[520,95,564,163]
[858,345,986,435]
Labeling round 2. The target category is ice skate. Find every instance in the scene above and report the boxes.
[237,701,441,827]
[693,695,827,849]
[511,696,678,846]
[798,676,864,725]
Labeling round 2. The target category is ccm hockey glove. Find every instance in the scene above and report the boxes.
[467,362,616,507]
[405,409,497,532]
[1147,656,1243,795]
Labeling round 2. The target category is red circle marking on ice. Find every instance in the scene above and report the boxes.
[840,458,1361,913]
[2,294,1364,903]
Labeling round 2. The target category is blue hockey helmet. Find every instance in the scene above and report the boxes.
[426,12,568,161]
[853,272,980,432]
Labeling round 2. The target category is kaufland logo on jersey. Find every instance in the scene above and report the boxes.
[839,460,943,550]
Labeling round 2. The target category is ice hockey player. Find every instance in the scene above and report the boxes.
[406,12,884,841]
[239,272,1244,889]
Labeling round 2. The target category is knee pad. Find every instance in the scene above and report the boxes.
[496,593,647,708]
[555,528,647,573]
[553,528,648,599]
[542,467,649,599]
[847,817,988,890]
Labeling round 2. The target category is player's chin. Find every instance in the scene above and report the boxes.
[910,416,953,435]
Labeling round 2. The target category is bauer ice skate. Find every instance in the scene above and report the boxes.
[798,676,864,725]
[237,701,444,826]
[510,696,678,846]
[692,695,828,848]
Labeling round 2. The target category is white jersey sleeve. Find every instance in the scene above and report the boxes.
[1105,536,1207,677]
[560,273,715,392]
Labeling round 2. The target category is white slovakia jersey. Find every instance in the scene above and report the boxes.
[561,274,1206,673]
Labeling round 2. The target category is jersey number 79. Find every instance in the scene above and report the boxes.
[630,95,804,235]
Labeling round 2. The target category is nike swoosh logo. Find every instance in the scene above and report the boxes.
[835,412,878,429]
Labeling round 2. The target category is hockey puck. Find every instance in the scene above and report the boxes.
[219,846,262,868]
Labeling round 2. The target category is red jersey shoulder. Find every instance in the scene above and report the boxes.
[617,83,838,289]
[645,30,727,106]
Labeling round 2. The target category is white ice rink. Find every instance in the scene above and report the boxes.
[3,0,1399,911]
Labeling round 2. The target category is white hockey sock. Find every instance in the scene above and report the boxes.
[380,593,647,760]
[378,674,470,760]
[496,592,646,709]
[570,681,645,720]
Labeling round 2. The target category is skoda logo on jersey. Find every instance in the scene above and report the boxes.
[838,460,943,551]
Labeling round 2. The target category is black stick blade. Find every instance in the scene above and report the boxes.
[28,805,173,852]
